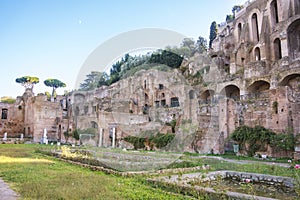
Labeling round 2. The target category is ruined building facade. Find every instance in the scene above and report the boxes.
[1,0,299,156]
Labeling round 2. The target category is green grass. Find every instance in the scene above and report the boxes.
[0,144,188,200]
[173,155,296,177]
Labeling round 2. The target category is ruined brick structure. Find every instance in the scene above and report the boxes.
[1,0,299,156]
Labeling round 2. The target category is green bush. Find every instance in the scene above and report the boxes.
[124,133,175,150]
[150,133,175,148]
[124,136,146,150]
[270,133,295,151]
[231,126,275,156]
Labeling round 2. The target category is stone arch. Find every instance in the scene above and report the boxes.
[200,90,215,104]
[287,19,300,60]
[278,73,300,86]
[254,47,261,61]
[251,13,260,42]
[273,38,282,60]
[91,121,98,129]
[247,80,270,93]
[73,93,85,104]
[221,85,240,100]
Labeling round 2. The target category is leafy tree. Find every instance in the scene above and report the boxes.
[72,129,80,145]
[44,78,66,97]
[181,38,195,50]
[63,131,70,143]
[79,71,109,91]
[209,21,218,48]
[149,50,183,68]
[195,36,208,53]
[226,14,234,23]
[15,76,39,90]
[0,96,16,104]
[232,5,244,16]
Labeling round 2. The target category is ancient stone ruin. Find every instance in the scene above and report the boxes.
[0,0,299,157]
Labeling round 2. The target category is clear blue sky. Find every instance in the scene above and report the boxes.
[0,0,246,98]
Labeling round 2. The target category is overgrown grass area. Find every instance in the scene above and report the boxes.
[171,155,296,178]
[0,144,188,200]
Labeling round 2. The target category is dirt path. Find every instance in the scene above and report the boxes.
[0,178,19,200]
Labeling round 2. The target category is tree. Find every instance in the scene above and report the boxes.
[195,36,208,53]
[72,129,80,145]
[44,78,66,97]
[79,71,109,91]
[209,21,218,48]
[226,14,234,23]
[0,96,16,104]
[232,5,244,16]
[15,76,39,90]
[149,50,183,68]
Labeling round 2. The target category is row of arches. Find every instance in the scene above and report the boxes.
[253,38,282,62]
[198,73,299,102]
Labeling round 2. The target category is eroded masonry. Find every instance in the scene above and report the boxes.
[1,0,299,157]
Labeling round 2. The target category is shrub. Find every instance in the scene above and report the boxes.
[231,125,275,156]
[270,133,295,152]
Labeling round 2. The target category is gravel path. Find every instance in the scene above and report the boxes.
[0,178,19,200]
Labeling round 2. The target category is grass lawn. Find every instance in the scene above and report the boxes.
[0,144,188,200]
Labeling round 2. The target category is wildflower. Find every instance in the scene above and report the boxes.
[295,164,300,169]
[244,178,251,183]
[288,160,292,163]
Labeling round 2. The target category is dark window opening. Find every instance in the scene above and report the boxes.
[238,23,242,41]
[159,84,164,90]
[271,0,279,24]
[170,97,180,107]
[1,109,8,119]
[274,38,282,60]
[255,47,261,61]
[143,104,149,114]
[252,13,259,42]
[161,93,165,98]
[161,99,166,107]
[189,90,195,99]
[144,80,147,89]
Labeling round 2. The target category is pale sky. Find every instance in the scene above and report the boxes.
[0,0,246,98]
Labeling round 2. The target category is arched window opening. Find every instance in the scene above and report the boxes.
[91,121,98,129]
[254,47,261,61]
[271,0,279,25]
[252,13,259,42]
[288,19,300,60]
[238,23,242,41]
[274,38,282,60]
